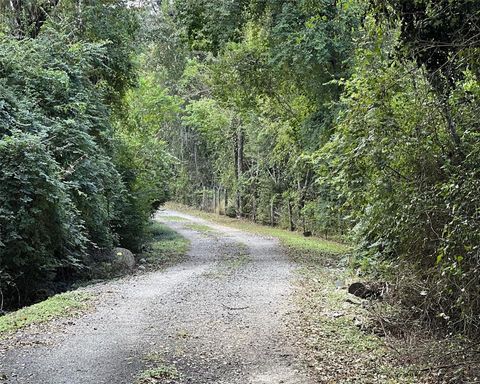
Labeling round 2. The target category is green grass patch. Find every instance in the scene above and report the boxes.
[136,352,180,384]
[0,291,92,336]
[141,222,190,268]
[136,366,180,384]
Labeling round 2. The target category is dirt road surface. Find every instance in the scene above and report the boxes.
[0,210,313,384]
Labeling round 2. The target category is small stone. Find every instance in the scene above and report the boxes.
[327,311,345,319]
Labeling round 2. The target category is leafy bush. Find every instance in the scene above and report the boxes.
[0,7,168,306]
[0,132,87,307]
[321,17,480,333]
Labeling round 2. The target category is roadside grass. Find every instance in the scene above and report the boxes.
[0,291,93,337]
[141,222,190,268]
[164,202,425,383]
[158,215,190,222]
[293,258,423,383]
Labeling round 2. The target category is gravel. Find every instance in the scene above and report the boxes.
[0,209,313,384]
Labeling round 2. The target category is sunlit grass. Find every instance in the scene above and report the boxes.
[0,291,93,336]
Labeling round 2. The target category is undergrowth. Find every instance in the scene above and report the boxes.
[140,222,190,268]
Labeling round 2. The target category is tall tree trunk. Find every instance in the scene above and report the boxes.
[213,186,217,213]
[194,143,199,177]
[234,131,239,215]
[236,126,244,217]
[288,199,294,231]
[218,186,222,215]
[270,195,275,227]
[9,0,23,36]
[224,188,228,214]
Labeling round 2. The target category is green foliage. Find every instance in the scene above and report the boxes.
[173,0,253,53]
[149,0,480,334]
[113,72,176,250]
[1,0,479,337]
[320,14,480,332]
[372,0,480,80]
[152,0,362,236]
[0,32,127,304]
[0,2,170,308]
[0,132,87,304]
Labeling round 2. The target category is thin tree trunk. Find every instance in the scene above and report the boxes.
[194,144,199,177]
[218,187,221,215]
[236,127,244,217]
[288,199,294,231]
[224,188,228,214]
[234,131,239,216]
[9,0,23,36]
[213,187,217,213]
[270,196,275,227]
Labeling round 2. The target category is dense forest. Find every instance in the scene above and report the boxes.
[1,0,480,337]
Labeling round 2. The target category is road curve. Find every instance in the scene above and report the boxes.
[0,209,313,384]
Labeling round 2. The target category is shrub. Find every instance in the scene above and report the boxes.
[0,132,87,307]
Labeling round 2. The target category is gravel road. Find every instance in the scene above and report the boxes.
[0,210,313,384]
